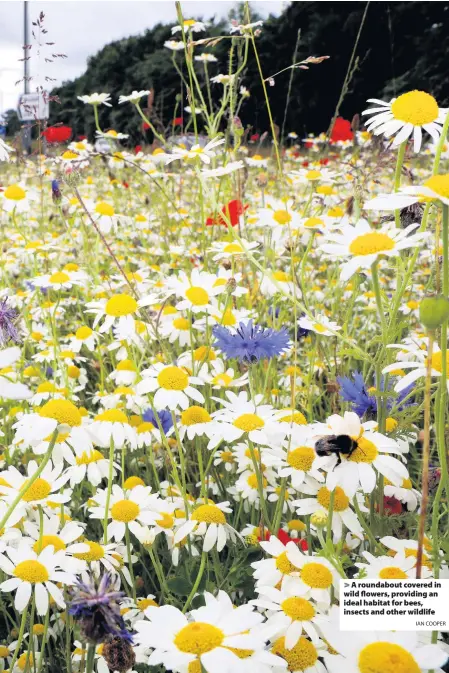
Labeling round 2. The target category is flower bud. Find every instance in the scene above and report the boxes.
[419,295,449,330]
[310,510,327,528]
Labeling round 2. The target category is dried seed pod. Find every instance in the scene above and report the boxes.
[102,636,136,673]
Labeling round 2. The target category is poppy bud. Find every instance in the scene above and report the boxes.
[419,295,449,330]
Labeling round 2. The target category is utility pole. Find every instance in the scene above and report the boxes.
[22,0,32,154]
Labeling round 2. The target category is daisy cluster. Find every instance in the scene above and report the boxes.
[0,15,447,673]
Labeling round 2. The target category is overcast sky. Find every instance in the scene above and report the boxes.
[0,0,288,114]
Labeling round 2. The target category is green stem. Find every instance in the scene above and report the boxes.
[0,429,58,532]
[393,141,407,228]
[103,438,115,544]
[85,642,96,673]
[183,552,206,613]
[8,605,29,673]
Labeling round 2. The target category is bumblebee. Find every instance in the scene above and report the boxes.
[314,434,359,464]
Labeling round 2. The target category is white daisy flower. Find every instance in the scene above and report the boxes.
[77,93,112,107]
[286,545,340,608]
[318,219,429,281]
[0,540,74,614]
[383,339,449,392]
[136,362,205,410]
[314,411,407,493]
[355,550,431,579]
[362,90,446,152]
[89,484,158,542]
[298,314,341,337]
[134,590,263,672]
[174,501,239,552]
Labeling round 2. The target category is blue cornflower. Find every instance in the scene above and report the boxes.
[142,408,173,433]
[337,371,415,419]
[51,179,62,203]
[337,371,377,418]
[212,319,291,363]
[0,297,20,346]
[68,572,133,644]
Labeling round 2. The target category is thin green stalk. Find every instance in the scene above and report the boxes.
[393,141,407,228]
[0,428,58,532]
[103,438,115,544]
[183,552,206,613]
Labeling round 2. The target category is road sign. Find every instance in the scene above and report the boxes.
[18,92,49,121]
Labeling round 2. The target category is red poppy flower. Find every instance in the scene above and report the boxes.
[330,117,353,143]
[206,199,248,227]
[42,126,72,143]
[258,528,308,550]
[383,496,403,516]
[250,133,260,142]
[78,135,87,141]
[135,145,142,154]
[142,122,150,131]
[319,158,330,166]
[173,117,183,126]
[302,161,309,167]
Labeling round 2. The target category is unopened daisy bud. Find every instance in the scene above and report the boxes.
[226,277,237,294]
[310,510,327,528]
[419,295,449,330]
[256,172,268,188]
[400,202,424,229]
[351,113,360,132]
[102,636,136,673]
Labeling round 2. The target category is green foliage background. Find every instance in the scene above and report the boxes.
[7,2,449,142]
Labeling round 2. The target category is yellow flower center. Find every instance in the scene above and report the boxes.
[428,350,449,376]
[181,406,211,425]
[233,413,265,432]
[33,535,66,553]
[273,210,292,225]
[304,217,324,229]
[105,294,138,317]
[174,622,224,655]
[273,271,290,282]
[191,504,226,524]
[316,185,334,195]
[123,476,145,489]
[379,567,408,579]
[306,170,321,180]
[211,373,233,386]
[223,243,243,253]
[173,317,190,330]
[279,410,307,425]
[76,449,104,465]
[271,636,318,671]
[281,597,315,621]
[358,642,420,673]
[76,326,93,340]
[137,597,158,610]
[22,478,52,502]
[317,486,349,511]
[4,184,26,201]
[385,417,398,433]
[348,436,378,463]
[247,473,267,489]
[287,447,315,472]
[157,366,189,390]
[95,409,129,423]
[18,652,34,670]
[137,422,154,434]
[288,519,306,532]
[301,562,333,588]
[220,450,235,463]
[95,202,115,217]
[194,346,216,361]
[74,540,105,561]
[33,623,45,635]
[275,551,300,576]
[39,399,81,427]
[390,90,438,126]
[188,661,201,673]
[156,512,174,529]
[313,323,327,333]
[36,382,57,394]
[226,647,254,659]
[406,300,419,310]
[49,271,70,284]
[349,232,395,256]
[424,174,449,200]
[0,645,9,657]
[110,500,140,522]
[116,359,137,372]
[185,286,209,306]
[14,560,49,583]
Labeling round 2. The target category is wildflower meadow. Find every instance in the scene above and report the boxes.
[0,4,448,673]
